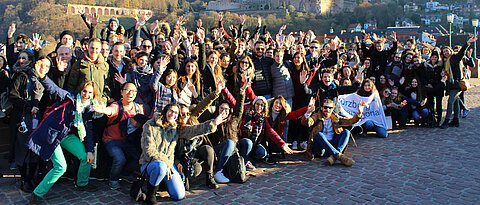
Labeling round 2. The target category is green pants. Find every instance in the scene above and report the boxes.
[33,134,91,197]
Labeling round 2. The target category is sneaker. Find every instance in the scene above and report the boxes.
[462,109,470,118]
[337,153,355,167]
[245,161,256,170]
[292,141,298,150]
[213,170,230,184]
[109,180,121,190]
[326,155,336,166]
[299,141,308,150]
[29,193,42,205]
[10,162,17,170]
[264,157,277,165]
[75,183,98,192]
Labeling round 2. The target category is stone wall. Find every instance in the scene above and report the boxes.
[67,4,152,16]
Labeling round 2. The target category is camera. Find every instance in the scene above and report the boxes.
[18,121,28,133]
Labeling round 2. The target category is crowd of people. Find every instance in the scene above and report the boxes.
[0,11,476,204]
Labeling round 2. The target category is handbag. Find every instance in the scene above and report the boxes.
[223,151,247,183]
[459,79,471,92]
[130,159,152,202]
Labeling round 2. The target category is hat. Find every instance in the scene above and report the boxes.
[252,96,268,107]
[59,30,75,42]
[109,16,120,26]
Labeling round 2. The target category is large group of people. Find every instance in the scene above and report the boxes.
[0,11,476,204]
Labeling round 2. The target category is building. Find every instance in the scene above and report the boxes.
[425,0,450,12]
[404,2,418,13]
[207,0,356,14]
[421,14,442,25]
[395,18,416,27]
[364,20,377,30]
[348,23,362,32]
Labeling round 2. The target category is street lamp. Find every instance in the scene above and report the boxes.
[472,19,478,59]
[447,13,454,47]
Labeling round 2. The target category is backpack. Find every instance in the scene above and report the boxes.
[223,151,247,183]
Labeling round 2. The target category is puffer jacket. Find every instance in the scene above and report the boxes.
[270,62,295,99]
[250,54,274,96]
[302,111,362,160]
[139,118,217,167]
[67,54,110,103]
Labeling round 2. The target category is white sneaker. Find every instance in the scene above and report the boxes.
[213,170,230,184]
[300,141,308,150]
[292,141,298,150]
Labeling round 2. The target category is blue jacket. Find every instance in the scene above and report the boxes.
[25,77,95,161]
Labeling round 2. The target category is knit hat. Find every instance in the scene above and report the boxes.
[252,96,268,107]
[109,17,120,27]
[430,51,439,58]
[59,30,75,42]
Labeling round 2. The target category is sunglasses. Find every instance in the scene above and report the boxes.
[142,45,152,48]
[215,46,224,50]
[18,56,28,60]
[310,46,320,49]
[256,47,265,51]
[322,106,334,110]
[239,61,249,64]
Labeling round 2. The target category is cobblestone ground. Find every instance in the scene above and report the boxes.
[2,84,480,205]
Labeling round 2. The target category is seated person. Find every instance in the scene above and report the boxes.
[302,98,365,166]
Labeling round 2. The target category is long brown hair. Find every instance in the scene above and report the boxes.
[268,95,291,118]
[357,79,377,97]
[179,58,201,90]
[207,50,224,82]
[292,52,309,72]
[234,56,255,81]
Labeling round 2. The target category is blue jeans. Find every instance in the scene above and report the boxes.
[312,130,350,158]
[104,139,140,181]
[237,138,267,162]
[362,120,388,138]
[213,140,235,172]
[445,89,461,120]
[411,108,429,121]
[283,98,293,141]
[141,161,185,200]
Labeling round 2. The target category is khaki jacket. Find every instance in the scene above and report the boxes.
[301,111,362,160]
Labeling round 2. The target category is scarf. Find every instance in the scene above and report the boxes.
[271,110,280,121]
[444,57,453,83]
[73,94,97,141]
[244,112,265,142]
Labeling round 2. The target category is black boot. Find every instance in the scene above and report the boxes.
[448,118,459,127]
[206,173,218,189]
[440,119,449,129]
[20,180,34,193]
[146,183,158,205]
[29,193,42,205]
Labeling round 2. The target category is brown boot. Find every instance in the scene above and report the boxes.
[337,153,355,167]
[326,155,335,166]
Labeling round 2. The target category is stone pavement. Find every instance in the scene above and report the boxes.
[2,84,480,205]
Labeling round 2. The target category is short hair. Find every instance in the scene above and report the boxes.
[112,42,125,49]
[88,38,101,46]
[121,82,137,90]
[16,34,29,44]
[322,68,335,76]
[321,99,335,106]
[406,38,415,44]
[273,48,284,56]
[136,51,149,59]
[254,40,266,47]
[311,40,320,45]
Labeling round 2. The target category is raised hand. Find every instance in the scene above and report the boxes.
[467,37,478,44]
[280,24,287,31]
[218,12,224,21]
[239,14,246,24]
[114,72,127,84]
[35,59,48,79]
[90,13,99,26]
[7,23,16,38]
[187,81,198,98]
[390,31,397,41]
[355,70,364,83]
[171,35,181,54]
[92,102,108,114]
[196,28,205,44]
[150,20,159,34]
[299,70,308,84]
[30,33,42,50]
[358,101,366,114]
[56,56,68,72]
[216,79,225,94]
[196,18,203,28]
[159,55,170,73]
[307,97,316,115]
[176,16,186,27]
[257,16,262,27]
[215,110,228,125]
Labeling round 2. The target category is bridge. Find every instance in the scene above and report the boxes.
[66,4,152,16]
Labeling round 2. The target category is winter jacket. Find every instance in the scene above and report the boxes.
[67,54,110,104]
[361,41,398,77]
[139,118,217,167]
[268,106,308,137]
[445,43,470,91]
[302,111,362,160]
[250,54,275,96]
[270,62,295,99]
[25,77,95,161]
[150,68,177,115]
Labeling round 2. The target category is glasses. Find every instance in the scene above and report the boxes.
[256,47,265,51]
[384,91,391,94]
[322,106,334,110]
[310,46,320,49]
[239,61,249,65]
[123,89,137,94]
[143,45,152,48]
[18,56,27,60]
